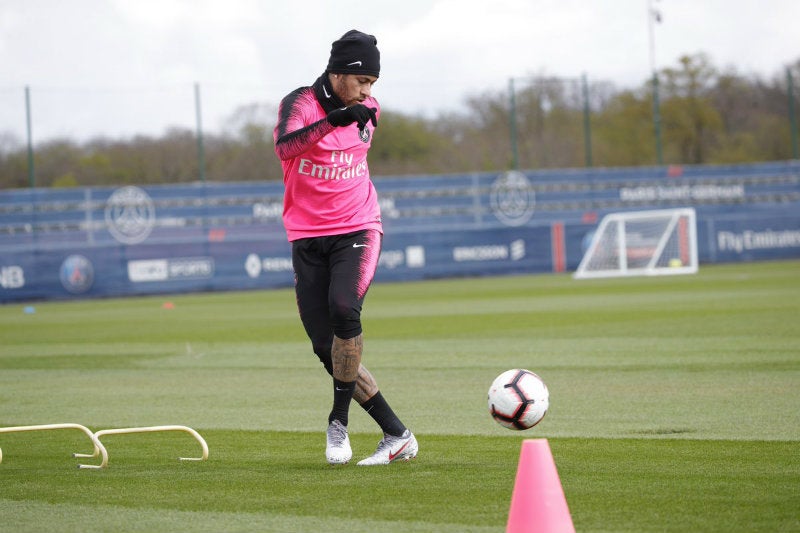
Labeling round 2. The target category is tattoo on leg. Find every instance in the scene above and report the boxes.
[332,334,362,382]
[354,364,379,404]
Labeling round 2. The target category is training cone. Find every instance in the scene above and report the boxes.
[506,439,575,533]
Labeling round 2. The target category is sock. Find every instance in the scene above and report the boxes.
[328,378,356,426]
[361,391,407,437]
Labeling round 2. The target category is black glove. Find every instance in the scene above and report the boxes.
[326,104,378,130]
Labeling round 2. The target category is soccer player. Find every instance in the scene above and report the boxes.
[273,30,418,466]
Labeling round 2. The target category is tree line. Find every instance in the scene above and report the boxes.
[1,53,798,190]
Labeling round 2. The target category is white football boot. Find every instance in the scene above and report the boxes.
[325,420,352,465]
[357,429,418,466]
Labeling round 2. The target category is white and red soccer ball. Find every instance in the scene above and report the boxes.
[488,369,549,430]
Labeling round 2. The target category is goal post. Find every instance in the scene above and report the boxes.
[574,208,698,279]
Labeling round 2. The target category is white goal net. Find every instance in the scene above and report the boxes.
[574,208,698,279]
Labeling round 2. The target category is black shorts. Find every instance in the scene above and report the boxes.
[291,229,382,373]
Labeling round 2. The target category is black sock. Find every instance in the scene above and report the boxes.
[328,378,356,426]
[361,391,407,437]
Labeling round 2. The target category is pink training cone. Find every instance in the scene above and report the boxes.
[506,439,575,533]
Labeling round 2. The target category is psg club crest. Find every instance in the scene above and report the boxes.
[59,254,94,294]
[104,186,156,244]
[490,171,536,227]
[359,126,371,143]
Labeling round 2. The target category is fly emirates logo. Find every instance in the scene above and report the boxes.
[298,150,367,181]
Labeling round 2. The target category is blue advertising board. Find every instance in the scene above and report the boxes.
[1,160,799,302]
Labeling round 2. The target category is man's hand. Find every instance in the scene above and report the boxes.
[326,104,378,130]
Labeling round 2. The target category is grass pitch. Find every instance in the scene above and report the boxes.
[1,260,798,532]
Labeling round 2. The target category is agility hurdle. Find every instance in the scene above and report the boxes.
[0,423,108,469]
[92,425,209,463]
[1,424,207,468]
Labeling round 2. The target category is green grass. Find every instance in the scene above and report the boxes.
[1,260,799,532]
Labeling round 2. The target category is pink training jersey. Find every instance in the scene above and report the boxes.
[273,84,382,242]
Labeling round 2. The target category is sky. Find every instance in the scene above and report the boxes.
[1,0,798,143]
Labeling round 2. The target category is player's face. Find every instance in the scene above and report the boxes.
[332,73,378,107]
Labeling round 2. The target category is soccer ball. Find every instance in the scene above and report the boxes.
[488,369,549,430]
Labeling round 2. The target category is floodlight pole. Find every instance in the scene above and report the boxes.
[194,82,207,183]
[648,0,664,165]
[509,77,520,170]
[582,73,593,167]
[25,86,35,188]
[788,67,799,159]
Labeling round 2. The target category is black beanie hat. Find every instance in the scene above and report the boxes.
[326,30,380,78]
